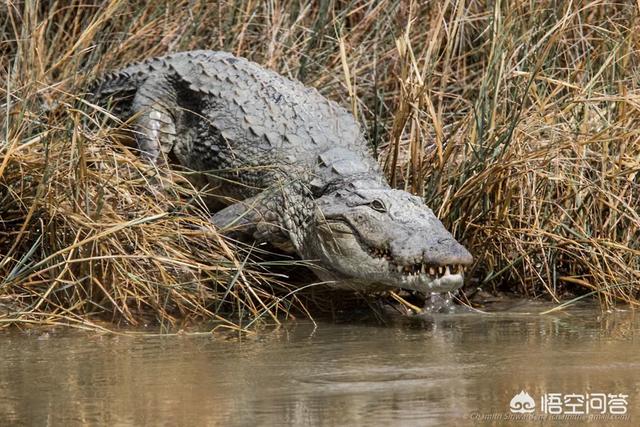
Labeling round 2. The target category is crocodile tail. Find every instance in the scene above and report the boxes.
[87,62,156,119]
[87,66,143,100]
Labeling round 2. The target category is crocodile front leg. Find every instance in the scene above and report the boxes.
[211,194,289,250]
[211,181,315,254]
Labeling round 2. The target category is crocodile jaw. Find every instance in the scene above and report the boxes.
[312,254,467,293]
[306,216,472,294]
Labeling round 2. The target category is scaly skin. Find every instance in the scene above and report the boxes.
[90,50,473,293]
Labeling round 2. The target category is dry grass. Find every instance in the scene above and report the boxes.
[1,0,639,329]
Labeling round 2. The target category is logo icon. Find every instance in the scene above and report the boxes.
[510,391,536,413]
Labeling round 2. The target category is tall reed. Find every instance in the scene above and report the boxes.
[1,1,638,329]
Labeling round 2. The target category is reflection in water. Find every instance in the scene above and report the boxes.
[0,304,638,426]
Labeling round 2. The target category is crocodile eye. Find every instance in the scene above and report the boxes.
[369,199,387,213]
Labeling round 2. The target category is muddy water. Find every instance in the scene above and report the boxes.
[1,303,638,426]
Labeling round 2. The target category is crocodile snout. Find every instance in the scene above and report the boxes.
[390,233,473,268]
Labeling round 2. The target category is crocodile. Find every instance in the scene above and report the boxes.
[90,50,473,293]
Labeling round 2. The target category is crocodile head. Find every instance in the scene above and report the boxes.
[303,187,473,293]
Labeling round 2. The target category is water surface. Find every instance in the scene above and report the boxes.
[1,303,638,426]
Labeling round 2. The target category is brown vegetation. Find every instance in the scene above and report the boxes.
[1,0,638,330]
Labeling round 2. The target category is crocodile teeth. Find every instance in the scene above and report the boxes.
[372,246,466,280]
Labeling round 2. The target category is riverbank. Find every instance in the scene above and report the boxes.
[1,1,638,329]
